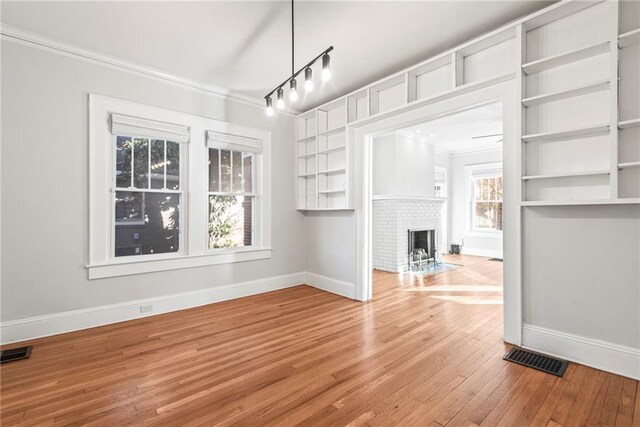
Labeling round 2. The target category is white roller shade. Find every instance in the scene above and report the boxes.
[470,168,502,179]
[111,113,190,143]
[206,130,262,154]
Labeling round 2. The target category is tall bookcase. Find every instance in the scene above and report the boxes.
[518,0,640,205]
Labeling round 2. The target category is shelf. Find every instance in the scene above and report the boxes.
[318,168,346,175]
[297,152,316,159]
[318,189,346,194]
[296,135,315,143]
[522,198,640,206]
[318,126,346,137]
[318,146,346,155]
[619,28,640,49]
[522,80,609,107]
[522,41,610,75]
[618,118,640,129]
[297,172,316,178]
[618,161,640,170]
[522,124,610,143]
[522,170,610,180]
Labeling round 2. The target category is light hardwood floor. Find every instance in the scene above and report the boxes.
[1,255,638,426]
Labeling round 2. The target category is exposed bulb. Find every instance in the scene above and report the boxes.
[304,68,314,91]
[276,88,285,109]
[289,78,298,102]
[266,106,274,116]
[265,96,274,116]
[321,53,331,81]
[321,68,331,81]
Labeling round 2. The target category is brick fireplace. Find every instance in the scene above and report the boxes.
[372,196,445,273]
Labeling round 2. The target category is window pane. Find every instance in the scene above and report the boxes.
[209,148,220,192]
[115,191,143,223]
[473,178,481,201]
[133,138,149,188]
[150,139,165,189]
[208,195,253,249]
[243,154,253,193]
[496,177,503,200]
[474,201,503,230]
[220,150,231,192]
[232,151,243,193]
[115,192,180,257]
[116,136,132,188]
[166,141,180,190]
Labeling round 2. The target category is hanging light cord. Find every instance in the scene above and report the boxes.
[291,0,295,76]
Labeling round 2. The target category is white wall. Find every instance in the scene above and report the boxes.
[448,149,503,258]
[0,41,306,323]
[523,206,640,350]
[372,134,435,197]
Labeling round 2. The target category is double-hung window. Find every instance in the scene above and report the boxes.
[89,95,271,279]
[112,114,187,257]
[206,131,261,249]
[470,170,503,232]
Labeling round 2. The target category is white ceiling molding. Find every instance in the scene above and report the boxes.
[0,24,298,117]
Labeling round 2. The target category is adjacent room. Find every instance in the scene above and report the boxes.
[1,0,639,425]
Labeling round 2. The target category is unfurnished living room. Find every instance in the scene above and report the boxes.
[1,0,639,425]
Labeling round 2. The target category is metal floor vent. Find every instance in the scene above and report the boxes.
[489,258,503,262]
[1,346,32,364]
[503,348,568,377]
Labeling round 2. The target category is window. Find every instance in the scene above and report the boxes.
[206,131,262,249]
[471,174,503,231]
[89,95,271,279]
[114,137,182,257]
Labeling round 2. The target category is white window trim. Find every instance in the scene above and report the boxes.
[88,94,272,279]
[464,162,503,235]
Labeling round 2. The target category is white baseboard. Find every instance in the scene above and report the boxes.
[522,323,640,380]
[305,272,356,299]
[0,272,306,345]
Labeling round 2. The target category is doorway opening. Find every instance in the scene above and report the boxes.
[369,101,505,312]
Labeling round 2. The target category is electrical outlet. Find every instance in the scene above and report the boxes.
[140,304,153,313]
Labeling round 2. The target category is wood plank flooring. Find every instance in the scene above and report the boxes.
[1,255,638,426]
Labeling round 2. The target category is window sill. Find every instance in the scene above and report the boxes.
[87,248,272,279]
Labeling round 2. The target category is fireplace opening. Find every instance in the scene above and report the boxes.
[408,229,436,271]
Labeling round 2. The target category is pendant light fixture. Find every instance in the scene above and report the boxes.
[265,0,333,115]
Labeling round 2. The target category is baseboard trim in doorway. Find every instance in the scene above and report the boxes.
[522,323,640,380]
[305,272,357,299]
[0,272,307,345]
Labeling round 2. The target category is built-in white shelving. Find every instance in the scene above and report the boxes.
[522,80,610,107]
[522,170,610,181]
[522,198,640,207]
[618,161,640,169]
[618,28,640,48]
[296,0,639,209]
[522,124,610,143]
[618,118,640,129]
[521,41,610,75]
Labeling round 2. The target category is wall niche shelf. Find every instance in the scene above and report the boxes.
[522,198,640,207]
[522,124,610,143]
[618,28,640,48]
[521,41,610,75]
[522,80,610,107]
[618,118,640,129]
[522,170,610,181]
[618,161,640,170]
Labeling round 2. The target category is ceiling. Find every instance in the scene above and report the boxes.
[1,1,553,112]
[397,102,503,154]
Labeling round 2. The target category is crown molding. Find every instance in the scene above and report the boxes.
[0,23,297,117]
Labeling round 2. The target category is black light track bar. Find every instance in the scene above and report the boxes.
[265,46,334,100]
